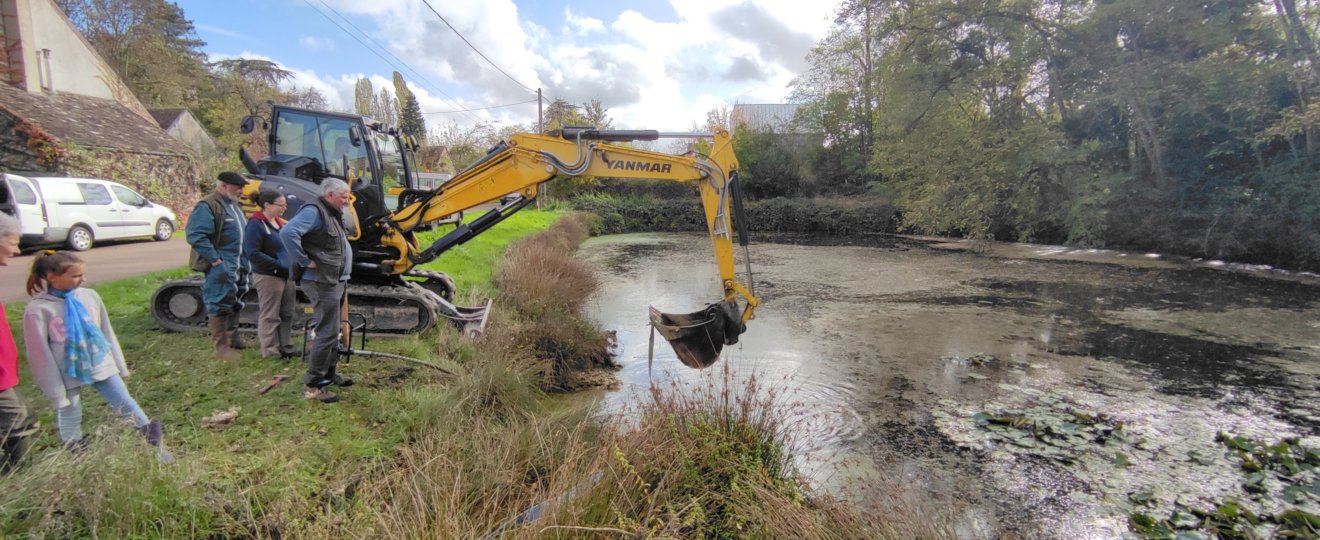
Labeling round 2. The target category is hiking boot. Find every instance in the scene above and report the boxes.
[227,313,249,350]
[303,386,339,403]
[64,436,90,455]
[279,349,303,360]
[208,316,238,361]
[137,420,175,464]
[138,419,163,447]
[328,374,354,387]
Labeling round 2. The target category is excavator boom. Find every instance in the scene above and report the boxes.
[377,128,760,367]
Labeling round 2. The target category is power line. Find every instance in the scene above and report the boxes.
[312,0,468,110]
[301,0,485,124]
[419,0,539,95]
[422,99,537,115]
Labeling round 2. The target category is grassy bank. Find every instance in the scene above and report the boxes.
[0,208,941,538]
[0,210,562,537]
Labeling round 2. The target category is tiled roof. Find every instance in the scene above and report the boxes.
[149,108,186,130]
[0,83,193,156]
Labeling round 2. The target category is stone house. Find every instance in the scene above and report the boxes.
[0,0,201,212]
[151,108,221,162]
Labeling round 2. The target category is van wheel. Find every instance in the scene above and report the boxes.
[154,219,174,241]
[67,225,93,251]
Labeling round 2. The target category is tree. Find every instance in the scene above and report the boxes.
[432,121,500,172]
[354,78,374,116]
[581,98,612,129]
[373,87,396,125]
[392,72,427,144]
[56,0,209,108]
[542,98,583,131]
[289,86,329,111]
[787,0,1320,267]
[210,58,292,114]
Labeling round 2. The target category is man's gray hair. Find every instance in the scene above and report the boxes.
[0,212,19,238]
[322,178,350,197]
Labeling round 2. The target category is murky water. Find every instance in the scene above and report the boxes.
[581,233,1320,539]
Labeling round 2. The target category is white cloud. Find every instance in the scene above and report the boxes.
[299,35,336,51]
[563,7,604,36]
[214,0,841,132]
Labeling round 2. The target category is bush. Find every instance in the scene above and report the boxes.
[572,193,898,236]
[491,212,617,391]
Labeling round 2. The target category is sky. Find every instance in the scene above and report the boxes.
[175,0,841,134]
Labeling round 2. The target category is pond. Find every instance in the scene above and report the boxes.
[580,233,1320,539]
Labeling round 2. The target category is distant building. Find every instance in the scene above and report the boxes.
[0,0,200,212]
[731,103,802,133]
[151,108,220,161]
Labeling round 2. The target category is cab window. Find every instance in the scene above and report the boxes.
[111,185,146,206]
[273,110,368,178]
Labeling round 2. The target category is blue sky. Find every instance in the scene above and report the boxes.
[175,0,840,133]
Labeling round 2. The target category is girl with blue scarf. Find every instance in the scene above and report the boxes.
[22,251,172,462]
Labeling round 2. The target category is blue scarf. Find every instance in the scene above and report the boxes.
[50,288,110,384]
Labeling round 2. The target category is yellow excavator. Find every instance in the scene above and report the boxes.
[150,104,759,367]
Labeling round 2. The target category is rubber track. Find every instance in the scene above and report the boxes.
[151,278,442,335]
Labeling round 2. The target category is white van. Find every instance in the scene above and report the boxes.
[0,173,178,251]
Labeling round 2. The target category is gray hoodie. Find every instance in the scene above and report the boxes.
[22,288,130,409]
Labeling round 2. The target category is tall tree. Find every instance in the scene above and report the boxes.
[354,78,374,117]
[392,71,427,144]
[373,87,396,125]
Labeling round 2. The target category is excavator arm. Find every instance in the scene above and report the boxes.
[381,127,761,367]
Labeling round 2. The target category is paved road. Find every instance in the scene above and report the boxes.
[1,237,189,302]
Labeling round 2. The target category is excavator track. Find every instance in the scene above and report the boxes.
[151,277,441,335]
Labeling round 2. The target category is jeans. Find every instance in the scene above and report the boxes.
[303,280,344,387]
[55,374,149,443]
[203,262,249,317]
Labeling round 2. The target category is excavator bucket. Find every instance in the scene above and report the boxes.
[649,300,746,369]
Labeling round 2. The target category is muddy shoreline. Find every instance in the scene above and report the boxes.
[582,232,1320,539]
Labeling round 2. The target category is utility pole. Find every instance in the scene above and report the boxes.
[537,88,543,133]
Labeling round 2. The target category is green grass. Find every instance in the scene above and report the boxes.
[0,209,562,537]
[415,208,563,294]
[0,207,927,538]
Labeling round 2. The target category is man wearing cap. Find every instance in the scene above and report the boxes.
[186,172,251,361]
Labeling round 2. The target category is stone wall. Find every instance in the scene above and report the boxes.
[0,110,57,172]
[1,109,202,218]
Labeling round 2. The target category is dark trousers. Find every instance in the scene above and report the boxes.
[303,280,344,387]
[0,387,37,473]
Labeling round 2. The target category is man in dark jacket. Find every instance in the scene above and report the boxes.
[280,179,354,403]
[186,172,250,361]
